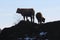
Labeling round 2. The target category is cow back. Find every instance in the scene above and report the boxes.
[16,8,35,16]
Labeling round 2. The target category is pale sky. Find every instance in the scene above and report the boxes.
[0,0,60,29]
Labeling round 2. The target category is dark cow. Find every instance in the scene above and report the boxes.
[16,8,35,22]
[36,12,45,24]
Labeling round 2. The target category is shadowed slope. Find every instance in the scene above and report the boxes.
[0,20,60,40]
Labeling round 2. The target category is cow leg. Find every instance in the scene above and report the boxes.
[23,16,25,21]
[31,16,32,22]
[40,20,42,24]
[33,16,34,23]
[38,21,40,24]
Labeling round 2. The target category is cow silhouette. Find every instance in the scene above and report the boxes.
[36,12,45,24]
[16,8,35,22]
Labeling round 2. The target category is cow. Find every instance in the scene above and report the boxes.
[16,8,35,22]
[36,12,45,24]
